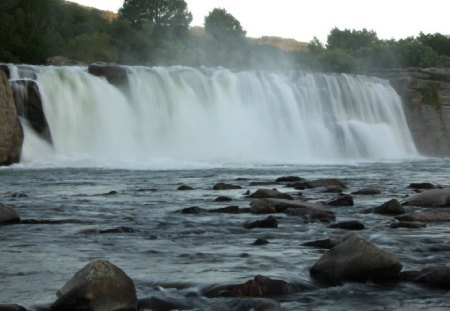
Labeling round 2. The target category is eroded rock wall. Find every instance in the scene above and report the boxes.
[372,68,450,156]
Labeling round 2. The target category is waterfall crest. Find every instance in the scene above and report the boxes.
[17,65,417,166]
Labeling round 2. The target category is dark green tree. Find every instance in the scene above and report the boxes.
[119,0,192,35]
[204,8,246,46]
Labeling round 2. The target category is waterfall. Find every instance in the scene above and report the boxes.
[17,65,417,166]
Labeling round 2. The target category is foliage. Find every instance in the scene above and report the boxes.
[204,8,246,47]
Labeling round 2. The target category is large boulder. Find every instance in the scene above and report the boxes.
[0,70,23,165]
[402,189,450,207]
[51,259,137,311]
[310,235,402,284]
[10,79,50,140]
[88,63,129,88]
[0,204,20,224]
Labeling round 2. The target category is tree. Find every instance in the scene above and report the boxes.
[119,0,192,34]
[326,28,378,52]
[204,8,246,46]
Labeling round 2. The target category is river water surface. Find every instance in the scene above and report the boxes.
[1,159,449,310]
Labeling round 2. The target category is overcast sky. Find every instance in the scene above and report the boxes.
[68,0,449,42]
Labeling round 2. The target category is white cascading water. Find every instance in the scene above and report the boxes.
[18,66,417,166]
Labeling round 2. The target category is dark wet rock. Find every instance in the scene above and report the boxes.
[0,204,20,224]
[247,189,293,200]
[0,69,23,165]
[408,182,436,190]
[310,235,402,284]
[396,211,450,223]
[11,192,28,198]
[204,275,308,298]
[244,215,278,229]
[214,195,232,202]
[303,232,356,249]
[374,199,405,215]
[181,206,206,214]
[209,206,241,214]
[329,220,365,230]
[327,194,354,206]
[306,178,346,189]
[88,62,129,88]
[252,238,269,246]
[389,221,427,229]
[103,190,118,196]
[10,79,50,139]
[51,259,137,311]
[46,55,86,66]
[414,266,450,289]
[398,270,422,282]
[275,176,304,183]
[289,182,308,190]
[0,304,27,311]
[213,182,242,190]
[319,185,344,193]
[402,188,450,207]
[250,199,276,214]
[21,218,94,225]
[138,296,191,311]
[99,226,136,234]
[263,198,335,223]
[352,188,382,195]
[177,185,194,191]
[249,181,277,186]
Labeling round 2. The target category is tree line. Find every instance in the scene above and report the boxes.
[1,0,449,73]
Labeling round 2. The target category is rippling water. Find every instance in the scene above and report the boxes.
[1,159,450,310]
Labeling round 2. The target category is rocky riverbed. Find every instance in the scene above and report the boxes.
[1,159,450,310]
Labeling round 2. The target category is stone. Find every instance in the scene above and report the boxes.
[209,206,241,214]
[212,182,242,190]
[252,238,269,246]
[225,298,281,311]
[10,79,50,140]
[389,221,426,229]
[99,227,136,234]
[303,232,356,249]
[275,176,304,183]
[352,188,382,195]
[319,185,344,193]
[0,204,20,224]
[51,259,137,311]
[402,189,450,207]
[214,196,232,202]
[329,220,365,230]
[250,199,276,214]
[306,178,346,189]
[374,199,405,215]
[408,182,435,190]
[396,211,450,223]
[327,194,354,206]
[415,266,450,289]
[263,198,335,223]
[244,215,278,229]
[88,63,129,88]
[177,185,193,191]
[46,56,86,66]
[247,189,293,200]
[0,70,23,165]
[181,206,205,214]
[310,235,402,284]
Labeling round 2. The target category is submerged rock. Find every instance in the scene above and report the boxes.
[181,206,205,214]
[407,182,436,190]
[214,196,232,202]
[306,178,346,189]
[396,211,450,223]
[402,189,450,207]
[244,215,278,229]
[352,188,382,195]
[389,221,427,229]
[0,204,20,224]
[252,238,269,246]
[177,185,194,191]
[213,182,242,190]
[247,189,293,200]
[250,199,276,214]
[415,266,450,289]
[310,235,402,284]
[374,199,405,215]
[51,259,137,311]
[303,232,356,249]
[327,194,354,206]
[329,220,365,230]
[0,304,27,311]
[209,206,241,214]
[275,176,304,183]
[263,198,335,223]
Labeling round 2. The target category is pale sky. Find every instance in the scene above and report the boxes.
[68,0,449,42]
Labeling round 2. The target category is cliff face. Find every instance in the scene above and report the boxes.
[372,68,450,156]
[0,68,23,165]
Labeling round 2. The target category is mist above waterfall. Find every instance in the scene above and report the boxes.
[19,66,417,168]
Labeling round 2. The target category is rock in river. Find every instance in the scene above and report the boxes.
[244,215,278,229]
[310,235,402,284]
[51,259,137,311]
[0,204,20,225]
[374,199,405,215]
[402,189,450,207]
